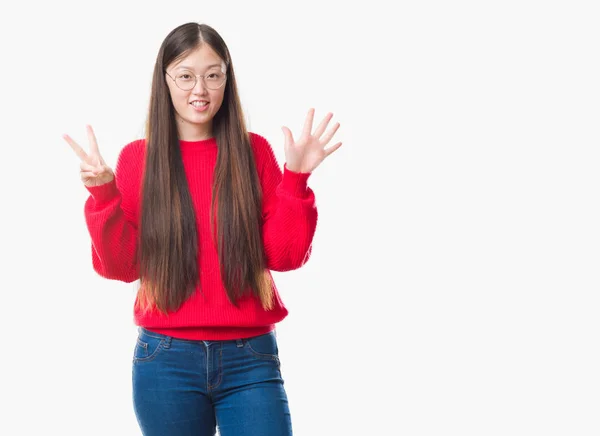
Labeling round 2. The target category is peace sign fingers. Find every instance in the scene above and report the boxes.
[63,125,115,188]
[64,125,105,165]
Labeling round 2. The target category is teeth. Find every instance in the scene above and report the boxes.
[191,101,208,107]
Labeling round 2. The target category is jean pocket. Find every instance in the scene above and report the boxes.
[244,331,280,363]
[133,330,165,363]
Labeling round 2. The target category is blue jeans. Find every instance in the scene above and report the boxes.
[132,327,292,435]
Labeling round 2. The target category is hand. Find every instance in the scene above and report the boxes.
[63,125,115,188]
[281,108,342,173]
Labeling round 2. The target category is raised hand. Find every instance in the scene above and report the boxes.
[63,125,115,187]
[281,108,342,173]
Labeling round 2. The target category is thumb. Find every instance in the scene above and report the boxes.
[281,126,294,147]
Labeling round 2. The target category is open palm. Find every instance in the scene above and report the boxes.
[281,108,342,173]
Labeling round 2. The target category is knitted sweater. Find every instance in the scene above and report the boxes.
[84,132,317,340]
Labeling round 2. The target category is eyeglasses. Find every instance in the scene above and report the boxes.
[165,69,227,91]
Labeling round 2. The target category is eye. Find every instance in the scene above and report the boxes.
[207,72,223,81]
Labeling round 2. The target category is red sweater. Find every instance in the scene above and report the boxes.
[84,132,317,340]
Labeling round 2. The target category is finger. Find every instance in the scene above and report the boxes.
[301,108,315,139]
[80,161,101,175]
[313,112,333,139]
[324,141,342,158]
[86,125,102,159]
[320,122,340,145]
[281,126,295,147]
[80,171,98,179]
[63,134,90,163]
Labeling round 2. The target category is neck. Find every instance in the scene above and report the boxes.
[177,118,213,141]
[180,133,213,141]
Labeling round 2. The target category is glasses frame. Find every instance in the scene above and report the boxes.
[165,69,227,91]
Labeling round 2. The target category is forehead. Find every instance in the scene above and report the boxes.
[170,44,225,72]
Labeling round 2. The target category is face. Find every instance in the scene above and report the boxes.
[165,44,227,140]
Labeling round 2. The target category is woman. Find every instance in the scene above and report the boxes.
[63,22,341,435]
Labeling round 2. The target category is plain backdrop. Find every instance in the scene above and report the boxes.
[1,1,599,435]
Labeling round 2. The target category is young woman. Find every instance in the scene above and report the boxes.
[64,22,341,435]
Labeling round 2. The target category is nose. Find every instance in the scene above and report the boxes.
[192,75,208,94]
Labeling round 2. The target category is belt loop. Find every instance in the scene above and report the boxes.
[163,336,172,349]
[236,339,243,348]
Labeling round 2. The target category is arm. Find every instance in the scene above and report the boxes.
[84,142,141,282]
[254,134,318,272]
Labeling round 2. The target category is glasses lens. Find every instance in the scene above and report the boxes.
[175,72,196,91]
[205,71,226,90]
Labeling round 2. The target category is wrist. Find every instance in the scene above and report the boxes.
[281,164,311,197]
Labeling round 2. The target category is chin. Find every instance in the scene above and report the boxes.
[184,115,211,128]
[183,108,209,121]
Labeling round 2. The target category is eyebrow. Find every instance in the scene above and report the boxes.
[176,64,223,71]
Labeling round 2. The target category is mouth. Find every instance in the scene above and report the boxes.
[190,100,209,112]
[190,100,208,107]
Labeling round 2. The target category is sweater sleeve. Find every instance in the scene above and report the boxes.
[83,141,141,282]
[252,133,318,272]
